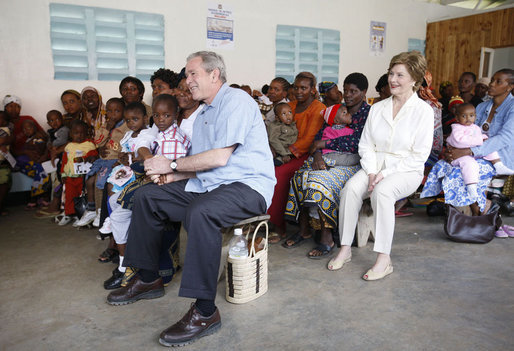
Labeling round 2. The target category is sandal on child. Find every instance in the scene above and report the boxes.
[98,248,119,263]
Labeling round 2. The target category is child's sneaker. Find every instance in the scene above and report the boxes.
[92,209,102,228]
[99,217,112,234]
[58,215,76,226]
[74,210,97,227]
[502,225,514,237]
[54,212,65,223]
[495,228,508,238]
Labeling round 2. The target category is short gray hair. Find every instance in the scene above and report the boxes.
[187,51,227,83]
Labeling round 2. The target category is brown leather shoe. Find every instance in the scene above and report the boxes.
[159,303,221,347]
[106,275,164,306]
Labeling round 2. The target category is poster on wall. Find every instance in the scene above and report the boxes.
[206,3,234,50]
[369,21,386,56]
[408,38,426,56]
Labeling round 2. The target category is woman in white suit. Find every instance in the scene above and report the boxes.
[328,51,434,280]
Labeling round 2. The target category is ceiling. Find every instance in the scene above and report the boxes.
[423,0,514,10]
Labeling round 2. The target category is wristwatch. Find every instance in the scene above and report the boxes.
[170,159,178,172]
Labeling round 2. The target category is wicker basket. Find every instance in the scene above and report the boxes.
[225,218,268,304]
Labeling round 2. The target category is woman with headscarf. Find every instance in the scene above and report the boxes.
[418,71,443,171]
[81,86,106,134]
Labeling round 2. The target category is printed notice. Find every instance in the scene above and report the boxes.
[207,3,234,50]
[370,21,386,56]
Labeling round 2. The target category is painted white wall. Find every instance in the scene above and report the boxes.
[0,0,476,126]
[492,46,514,74]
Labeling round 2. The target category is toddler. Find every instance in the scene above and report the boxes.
[15,120,50,208]
[99,102,148,233]
[266,102,298,166]
[39,110,70,215]
[447,103,511,213]
[59,120,98,225]
[311,104,360,167]
[103,94,190,290]
[75,98,129,227]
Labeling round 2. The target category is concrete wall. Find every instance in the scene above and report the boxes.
[0,0,475,125]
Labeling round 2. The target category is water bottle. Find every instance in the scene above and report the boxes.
[228,228,248,259]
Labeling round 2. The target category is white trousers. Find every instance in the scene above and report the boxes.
[338,169,423,254]
[109,191,132,245]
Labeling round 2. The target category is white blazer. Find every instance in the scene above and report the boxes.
[359,93,434,178]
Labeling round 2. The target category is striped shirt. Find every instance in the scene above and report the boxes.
[152,123,191,160]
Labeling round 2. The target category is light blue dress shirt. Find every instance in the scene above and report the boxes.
[185,84,276,208]
[472,93,514,169]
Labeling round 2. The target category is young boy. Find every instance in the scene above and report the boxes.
[36,110,70,217]
[74,98,129,227]
[103,94,190,290]
[58,120,98,225]
[266,102,298,166]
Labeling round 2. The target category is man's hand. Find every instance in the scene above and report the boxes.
[145,155,173,176]
[367,172,384,193]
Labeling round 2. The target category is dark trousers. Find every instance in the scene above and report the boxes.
[124,179,267,300]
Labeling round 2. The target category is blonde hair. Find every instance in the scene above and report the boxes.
[388,51,427,91]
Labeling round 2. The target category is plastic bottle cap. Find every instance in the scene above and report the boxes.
[234,228,243,236]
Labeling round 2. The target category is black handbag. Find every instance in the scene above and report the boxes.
[444,205,502,244]
[73,180,88,218]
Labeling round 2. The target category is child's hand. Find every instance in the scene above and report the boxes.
[282,155,292,164]
[119,152,131,166]
[85,155,97,163]
[98,146,109,158]
[105,118,116,131]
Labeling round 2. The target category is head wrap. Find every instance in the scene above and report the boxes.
[477,77,490,86]
[448,95,464,109]
[439,81,453,95]
[418,71,441,108]
[318,81,336,97]
[80,86,105,131]
[321,104,342,125]
[60,89,81,100]
[3,95,22,109]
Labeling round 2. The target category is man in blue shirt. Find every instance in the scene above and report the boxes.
[106,51,275,347]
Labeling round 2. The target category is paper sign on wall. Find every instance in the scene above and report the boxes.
[207,3,234,50]
[370,21,386,56]
[408,38,426,56]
